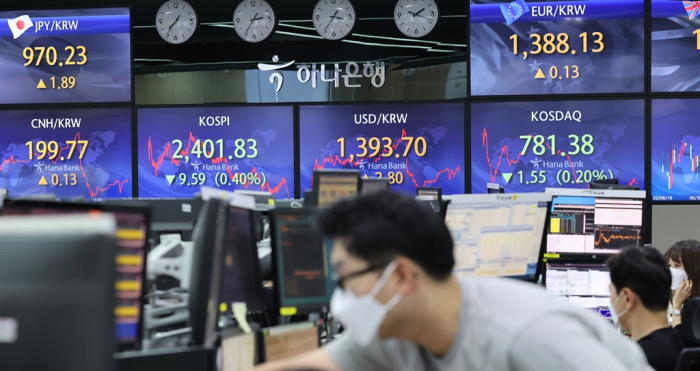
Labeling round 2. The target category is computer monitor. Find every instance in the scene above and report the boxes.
[545,188,646,255]
[0,200,150,351]
[219,205,266,311]
[360,178,390,194]
[592,178,620,185]
[0,214,117,371]
[188,198,227,346]
[445,193,552,281]
[105,198,203,243]
[257,322,320,363]
[487,183,505,194]
[417,187,442,200]
[270,208,335,314]
[234,190,276,211]
[545,262,611,318]
[589,182,640,191]
[312,169,360,208]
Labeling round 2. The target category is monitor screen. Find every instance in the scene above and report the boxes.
[299,103,465,196]
[445,193,550,279]
[546,263,611,317]
[361,178,390,195]
[651,99,700,202]
[137,106,295,199]
[317,172,359,208]
[471,100,645,194]
[271,209,335,313]
[417,187,441,200]
[220,206,265,311]
[470,0,644,96]
[651,0,700,92]
[0,7,131,104]
[0,108,133,200]
[546,188,644,254]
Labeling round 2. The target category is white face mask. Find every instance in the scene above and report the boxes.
[670,267,688,290]
[609,292,628,328]
[330,261,403,346]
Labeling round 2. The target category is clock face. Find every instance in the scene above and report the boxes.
[156,0,198,44]
[312,0,358,41]
[234,0,278,43]
[394,0,440,38]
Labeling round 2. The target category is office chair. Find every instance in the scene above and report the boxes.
[675,298,700,371]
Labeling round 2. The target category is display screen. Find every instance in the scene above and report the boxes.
[0,8,131,104]
[299,103,465,195]
[651,99,700,201]
[651,1,700,92]
[471,100,645,193]
[545,263,611,316]
[470,0,645,96]
[0,108,133,200]
[137,106,295,199]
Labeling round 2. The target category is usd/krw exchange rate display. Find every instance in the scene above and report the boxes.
[137,106,295,199]
[0,108,133,200]
[0,7,132,104]
[470,0,645,96]
[299,103,465,195]
[471,100,645,193]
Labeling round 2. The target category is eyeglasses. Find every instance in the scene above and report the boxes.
[331,261,393,290]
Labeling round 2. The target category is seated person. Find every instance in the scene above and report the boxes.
[665,240,700,333]
[607,247,684,371]
[254,191,652,371]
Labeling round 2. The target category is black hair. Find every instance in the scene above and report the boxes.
[318,191,454,280]
[606,247,671,312]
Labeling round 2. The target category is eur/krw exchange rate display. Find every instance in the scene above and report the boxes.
[471,100,645,193]
[651,99,700,201]
[470,0,645,96]
[651,0,700,92]
[299,103,465,195]
[138,106,295,199]
[0,108,133,200]
[0,8,131,104]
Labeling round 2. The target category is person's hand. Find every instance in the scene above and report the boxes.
[674,279,693,309]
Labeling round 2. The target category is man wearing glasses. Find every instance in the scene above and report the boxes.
[254,191,652,371]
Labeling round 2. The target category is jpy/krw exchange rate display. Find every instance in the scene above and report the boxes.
[471,100,645,193]
[470,0,644,95]
[0,108,133,200]
[299,103,465,195]
[138,106,295,199]
[651,0,700,92]
[0,7,131,104]
[651,99,700,201]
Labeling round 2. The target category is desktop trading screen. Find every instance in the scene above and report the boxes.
[445,194,550,279]
[546,263,611,318]
[546,189,644,254]
[317,173,359,209]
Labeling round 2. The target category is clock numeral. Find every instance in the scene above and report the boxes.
[332,31,336,37]
[348,14,352,20]
[174,2,179,8]
[174,35,178,40]
[397,12,402,18]
[253,34,257,39]
[415,29,418,35]
[236,18,240,23]
[268,17,272,22]
[251,1,256,6]
[159,18,163,24]
[431,11,435,17]
[316,15,320,20]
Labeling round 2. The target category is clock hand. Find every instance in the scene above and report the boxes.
[245,13,258,37]
[324,10,339,34]
[415,8,426,16]
[407,10,429,20]
[166,15,180,37]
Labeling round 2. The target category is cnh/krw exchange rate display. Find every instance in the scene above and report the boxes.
[138,106,295,199]
[471,100,645,194]
[651,0,700,92]
[470,0,644,96]
[651,99,700,201]
[299,103,465,195]
[0,7,131,104]
[0,108,133,200]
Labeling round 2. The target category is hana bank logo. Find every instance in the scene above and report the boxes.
[8,15,33,39]
[501,0,529,25]
[258,55,295,93]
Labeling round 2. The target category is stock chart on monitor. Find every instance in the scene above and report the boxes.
[651,99,700,201]
[470,0,645,96]
[137,106,295,199]
[0,108,132,200]
[651,0,700,92]
[299,103,465,195]
[470,100,645,194]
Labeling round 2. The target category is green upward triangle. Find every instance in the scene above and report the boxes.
[165,175,176,185]
[502,173,513,183]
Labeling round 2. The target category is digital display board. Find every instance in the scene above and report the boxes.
[0,8,131,104]
[137,106,295,199]
[470,0,645,96]
[0,108,133,200]
[651,0,700,92]
[299,103,465,195]
[471,100,645,193]
[651,99,700,201]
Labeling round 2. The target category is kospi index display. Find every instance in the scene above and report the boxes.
[299,103,465,195]
[471,100,645,193]
[470,0,645,96]
[0,8,131,104]
[137,106,295,199]
[0,108,133,200]
[651,1,700,92]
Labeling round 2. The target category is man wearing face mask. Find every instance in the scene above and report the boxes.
[254,191,652,371]
[607,247,685,371]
